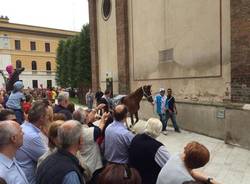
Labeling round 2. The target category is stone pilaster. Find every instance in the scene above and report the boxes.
[116,0,130,94]
[89,0,99,92]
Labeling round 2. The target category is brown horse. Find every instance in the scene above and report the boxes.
[121,85,154,125]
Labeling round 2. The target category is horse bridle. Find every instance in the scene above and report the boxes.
[142,86,152,100]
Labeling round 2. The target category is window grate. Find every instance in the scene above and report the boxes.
[159,48,174,62]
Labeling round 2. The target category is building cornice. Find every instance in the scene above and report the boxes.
[0,22,78,38]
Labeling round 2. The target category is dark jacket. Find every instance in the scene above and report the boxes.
[54,104,72,120]
[95,91,104,104]
[129,133,163,184]
[36,149,85,184]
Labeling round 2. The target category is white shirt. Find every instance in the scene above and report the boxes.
[80,125,103,174]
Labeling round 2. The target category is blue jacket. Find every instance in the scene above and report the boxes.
[155,94,166,114]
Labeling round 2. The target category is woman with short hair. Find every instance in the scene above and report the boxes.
[157,141,218,184]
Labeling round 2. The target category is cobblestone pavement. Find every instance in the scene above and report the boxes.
[132,120,250,184]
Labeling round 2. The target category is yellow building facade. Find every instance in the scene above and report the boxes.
[0,17,77,89]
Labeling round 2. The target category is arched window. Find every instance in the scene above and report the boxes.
[16,60,22,69]
[46,61,51,71]
[31,61,37,70]
[102,0,111,20]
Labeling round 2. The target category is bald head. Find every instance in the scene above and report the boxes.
[58,120,82,149]
[114,105,128,122]
[0,121,23,148]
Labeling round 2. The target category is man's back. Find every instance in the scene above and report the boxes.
[104,121,134,164]
[95,91,103,102]
[36,149,84,184]
[54,104,72,120]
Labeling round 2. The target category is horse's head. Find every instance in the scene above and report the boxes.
[142,85,154,103]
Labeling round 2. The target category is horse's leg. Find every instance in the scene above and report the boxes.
[135,111,139,123]
[130,113,134,126]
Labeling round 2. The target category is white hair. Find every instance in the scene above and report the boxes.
[57,92,69,103]
[72,108,86,124]
[0,121,18,146]
[144,118,162,138]
[57,120,82,149]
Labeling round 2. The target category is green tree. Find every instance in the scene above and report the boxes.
[76,24,91,87]
[62,39,72,87]
[56,24,91,92]
[55,40,65,86]
[68,36,80,88]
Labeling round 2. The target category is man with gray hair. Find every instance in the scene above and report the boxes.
[0,121,29,184]
[73,106,110,180]
[36,120,85,184]
[15,101,48,184]
[54,91,72,120]
[129,118,171,184]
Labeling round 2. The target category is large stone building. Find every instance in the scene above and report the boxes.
[89,0,250,149]
[0,17,77,89]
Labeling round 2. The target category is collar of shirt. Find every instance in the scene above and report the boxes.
[23,121,41,133]
[112,120,127,128]
[0,153,14,169]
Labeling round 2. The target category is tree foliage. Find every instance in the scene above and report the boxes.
[55,24,91,89]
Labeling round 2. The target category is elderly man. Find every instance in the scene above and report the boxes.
[73,107,109,179]
[15,101,48,184]
[129,118,171,184]
[36,120,85,184]
[0,121,29,184]
[54,91,72,120]
[104,104,135,164]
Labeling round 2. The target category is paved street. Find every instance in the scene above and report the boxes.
[133,120,250,184]
[75,104,250,184]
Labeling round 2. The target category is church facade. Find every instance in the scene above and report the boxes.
[89,0,250,149]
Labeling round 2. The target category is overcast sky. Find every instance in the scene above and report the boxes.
[1,0,89,32]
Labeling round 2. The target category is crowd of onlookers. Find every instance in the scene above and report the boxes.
[0,81,220,184]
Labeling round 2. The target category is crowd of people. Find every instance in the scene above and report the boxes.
[0,81,220,184]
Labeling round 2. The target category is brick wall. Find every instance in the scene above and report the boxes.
[231,0,250,103]
[88,0,99,92]
[116,0,130,94]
